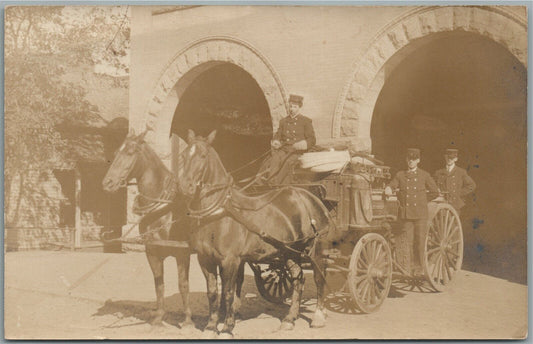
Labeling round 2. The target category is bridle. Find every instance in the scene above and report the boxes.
[183,143,234,219]
[115,145,140,189]
[117,140,178,216]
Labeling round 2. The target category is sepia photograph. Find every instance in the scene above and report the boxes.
[3,3,529,340]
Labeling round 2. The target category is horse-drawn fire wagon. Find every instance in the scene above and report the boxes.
[246,149,464,313]
[102,130,463,335]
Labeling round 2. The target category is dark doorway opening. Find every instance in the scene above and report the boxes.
[371,33,527,284]
[172,63,273,181]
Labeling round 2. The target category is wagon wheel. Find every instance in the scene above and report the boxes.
[348,233,393,313]
[248,262,293,304]
[424,202,464,292]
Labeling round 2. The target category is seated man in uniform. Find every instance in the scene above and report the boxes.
[384,148,438,276]
[434,148,476,215]
[258,94,316,184]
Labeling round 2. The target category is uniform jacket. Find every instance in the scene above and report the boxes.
[434,166,476,210]
[389,168,438,219]
[273,114,316,150]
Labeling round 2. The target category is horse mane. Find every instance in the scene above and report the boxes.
[139,139,171,174]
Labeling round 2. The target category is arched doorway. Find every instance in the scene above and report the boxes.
[370,32,527,283]
[172,63,273,180]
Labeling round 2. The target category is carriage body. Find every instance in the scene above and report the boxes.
[250,154,464,313]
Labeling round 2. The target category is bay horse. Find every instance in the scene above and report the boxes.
[101,129,194,328]
[179,129,333,338]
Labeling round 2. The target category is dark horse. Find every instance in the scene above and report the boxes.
[102,129,194,328]
[179,129,333,338]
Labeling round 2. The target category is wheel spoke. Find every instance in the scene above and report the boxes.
[443,211,450,238]
[448,238,462,246]
[353,274,367,286]
[358,256,369,269]
[369,281,376,305]
[361,245,372,264]
[282,276,291,296]
[445,251,457,269]
[446,250,460,258]
[364,280,373,304]
[437,254,445,283]
[429,223,441,242]
[264,272,276,284]
[439,211,446,240]
[358,279,370,301]
[374,242,382,264]
[428,237,440,246]
[427,249,440,265]
[266,278,276,293]
[373,259,389,271]
[445,214,455,239]
[431,254,441,279]
[426,246,440,255]
[442,254,450,284]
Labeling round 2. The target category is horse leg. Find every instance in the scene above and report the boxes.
[280,258,304,330]
[233,261,245,316]
[175,250,193,328]
[146,251,165,326]
[198,255,219,334]
[219,259,240,338]
[311,242,327,328]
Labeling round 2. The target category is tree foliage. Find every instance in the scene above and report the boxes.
[4,6,130,226]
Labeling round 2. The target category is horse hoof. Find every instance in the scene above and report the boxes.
[311,319,326,328]
[311,310,327,328]
[218,332,234,339]
[280,321,294,331]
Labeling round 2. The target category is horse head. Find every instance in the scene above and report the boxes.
[102,128,148,192]
[179,129,229,198]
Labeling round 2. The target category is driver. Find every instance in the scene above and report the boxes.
[259,94,316,184]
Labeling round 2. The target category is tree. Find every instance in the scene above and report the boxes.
[4,6,130,226]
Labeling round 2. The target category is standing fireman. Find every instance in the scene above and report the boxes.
[260,94,316,184]
[434,148,476,214]
[385,148,438,275]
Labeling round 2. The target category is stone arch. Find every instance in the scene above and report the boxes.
[333,6,527,151]
[141,36,288,159]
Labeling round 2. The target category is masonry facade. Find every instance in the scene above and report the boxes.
[130,5,526,158]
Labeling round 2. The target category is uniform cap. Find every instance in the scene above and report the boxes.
[445,148,458,158]
[289,94,303,106]
[407,148,420,160]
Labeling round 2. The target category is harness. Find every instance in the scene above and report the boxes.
[183,145,330,284]
[132,173,179,216]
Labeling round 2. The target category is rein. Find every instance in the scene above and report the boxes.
[133,173,179,216]
[186,182,232,219]
[184,143,235,219]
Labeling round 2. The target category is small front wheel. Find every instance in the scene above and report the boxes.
[348,233,393,313]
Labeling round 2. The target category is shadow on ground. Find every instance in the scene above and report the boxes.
[93,275,320,330]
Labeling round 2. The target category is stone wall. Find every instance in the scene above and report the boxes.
[130,5,526,154]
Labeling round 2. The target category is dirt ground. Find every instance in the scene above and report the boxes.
[4,251,528,340]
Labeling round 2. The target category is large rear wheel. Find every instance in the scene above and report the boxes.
[424,202,464,292]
